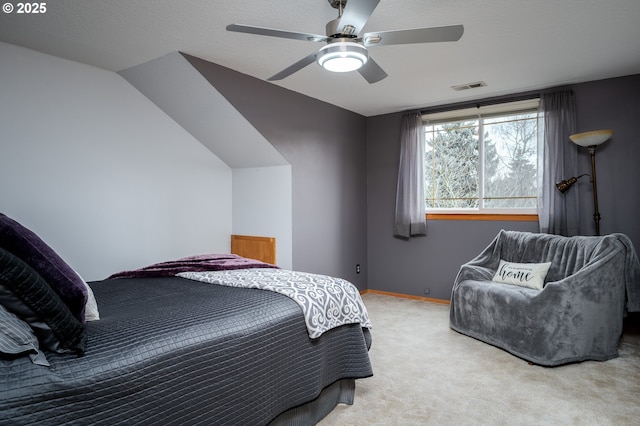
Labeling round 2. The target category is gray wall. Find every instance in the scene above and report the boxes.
[366,74,640,301]
[366,111,538,300]
[184,54,369,290]
[572,75,640,245]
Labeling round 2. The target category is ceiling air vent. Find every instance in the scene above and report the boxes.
[451,81,487,91]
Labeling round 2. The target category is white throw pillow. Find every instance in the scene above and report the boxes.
[493,260,552,290]
[83,283,100,321]
[71,267,100,321]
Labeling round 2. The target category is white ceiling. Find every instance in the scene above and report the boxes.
[1,0,639,117]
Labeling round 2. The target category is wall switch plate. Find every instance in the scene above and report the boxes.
[424,288,430,295]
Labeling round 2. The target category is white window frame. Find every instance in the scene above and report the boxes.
[423,99,542,215]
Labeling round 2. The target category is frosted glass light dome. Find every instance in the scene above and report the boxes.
[569,130,613,147]
[317,42,368,73]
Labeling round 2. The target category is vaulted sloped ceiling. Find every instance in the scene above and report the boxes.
[119,52,289,168]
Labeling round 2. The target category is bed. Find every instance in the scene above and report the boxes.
[0,215,373,425]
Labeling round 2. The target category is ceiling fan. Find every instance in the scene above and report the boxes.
[226,0,464,84]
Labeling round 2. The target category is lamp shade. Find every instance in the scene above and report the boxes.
[569,129,613,147]
[317,41,368,73]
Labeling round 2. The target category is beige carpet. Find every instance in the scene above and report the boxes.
[319,294,640,425]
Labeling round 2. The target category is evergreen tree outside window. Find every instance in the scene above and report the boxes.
[424,99,542,214]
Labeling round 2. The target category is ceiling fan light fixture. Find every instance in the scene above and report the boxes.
[227,1,464,83]
[317,41,368,73]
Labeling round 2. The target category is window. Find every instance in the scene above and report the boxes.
[423,99,542,215]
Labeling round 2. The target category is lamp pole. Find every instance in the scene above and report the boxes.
[588,145,601,236]
[568,129,612,236]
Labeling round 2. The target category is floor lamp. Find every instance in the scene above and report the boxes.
[555,129,613,236]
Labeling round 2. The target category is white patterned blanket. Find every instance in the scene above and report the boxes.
[177,268,372,339]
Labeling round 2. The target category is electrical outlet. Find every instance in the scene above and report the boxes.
[356,264,361,274]
[424,288,431,295]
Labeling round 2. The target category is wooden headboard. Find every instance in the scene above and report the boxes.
[230,234,277,265]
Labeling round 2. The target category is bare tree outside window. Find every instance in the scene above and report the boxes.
[483,112,539,208]
[424,104,541,213]
[425,120,479,208]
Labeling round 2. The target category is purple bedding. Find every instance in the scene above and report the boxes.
[108,253,279,279]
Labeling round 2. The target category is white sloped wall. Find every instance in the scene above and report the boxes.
[0,42,232,280]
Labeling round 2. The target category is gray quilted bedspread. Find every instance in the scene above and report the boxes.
[0,277,373,425]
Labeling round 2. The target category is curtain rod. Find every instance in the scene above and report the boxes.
[410,86,573,116]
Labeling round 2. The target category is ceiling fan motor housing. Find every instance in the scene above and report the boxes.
[326,17,357,38]
[328,0,348,10]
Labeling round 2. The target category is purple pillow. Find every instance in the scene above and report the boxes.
[0,213,88,322]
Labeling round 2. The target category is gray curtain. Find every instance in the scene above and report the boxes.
[539,91,579,236]
[394,112,426,237]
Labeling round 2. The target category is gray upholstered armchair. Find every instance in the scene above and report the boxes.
[449,230,640,366]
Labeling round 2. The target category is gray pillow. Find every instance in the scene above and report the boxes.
[0,247,87,355]
[0,304,49,366]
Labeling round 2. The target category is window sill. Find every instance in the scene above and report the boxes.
[426,213,538,222]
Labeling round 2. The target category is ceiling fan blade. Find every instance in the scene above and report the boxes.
[227,24,328,43]
[362,24,464,47]
[267,51,318,81]
[358,57,388,84]
[336,0,382,35]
